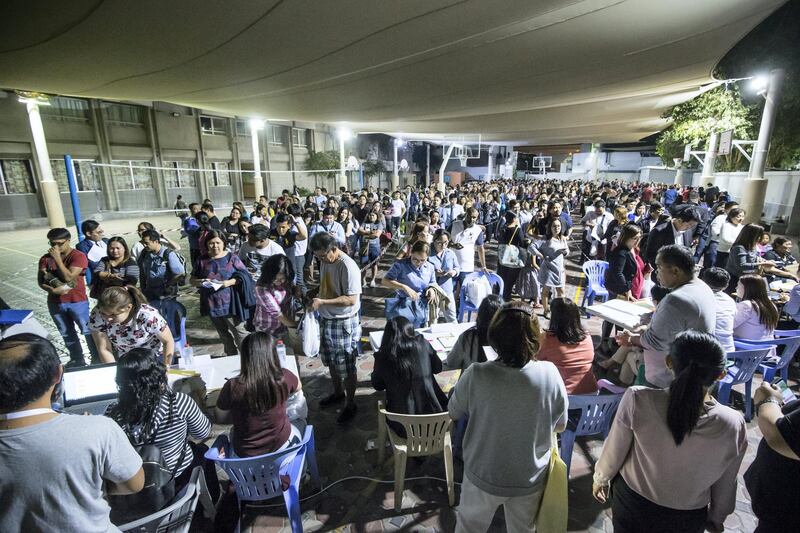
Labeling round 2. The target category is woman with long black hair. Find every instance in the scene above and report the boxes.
[215,332,303,457]
[371,316,448,437]
[107,347,212,489]
[593,330,747,533]
[446,294,503,372]
[253,254,299,336]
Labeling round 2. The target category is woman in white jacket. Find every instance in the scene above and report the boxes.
[715,208,745,268]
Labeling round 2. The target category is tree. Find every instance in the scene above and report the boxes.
[656,86,754,171]
[304,150,340,188]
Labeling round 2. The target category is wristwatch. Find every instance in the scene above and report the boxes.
[756,397,782,415]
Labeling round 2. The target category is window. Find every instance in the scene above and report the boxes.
[40,96,90,121]
[164,161,197,188]
[103,103,145,125]
[111,160,153,190]
[50,159,100,192]
[292,128,308,147]
[235,120,250,137]
[206,161,231,186]
[0,160,36,195]
[268,124,285,145]
[200,115,227,135]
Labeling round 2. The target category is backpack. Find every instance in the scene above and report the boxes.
[108,395,186,523]
[140,248,187,297]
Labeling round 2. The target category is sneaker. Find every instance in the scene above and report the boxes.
[337,403,358,424]
[319,393,345,408]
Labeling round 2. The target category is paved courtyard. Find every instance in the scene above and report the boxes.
[0,213,778,532]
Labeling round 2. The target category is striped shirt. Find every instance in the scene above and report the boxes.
[109,392,211,476]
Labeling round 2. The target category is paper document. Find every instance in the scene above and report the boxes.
[202,280,224,291]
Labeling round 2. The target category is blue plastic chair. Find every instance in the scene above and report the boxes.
[458,271,504,322]
[717,342,775,422]
[734,330,800,383]
[155,299,187,352]
[205,426,321,533]
[559,393,624,476]
[580,260,609,315]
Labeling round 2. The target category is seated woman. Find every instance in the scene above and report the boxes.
[215,332,303,457]
[371,316,448,437]
[91,236,139,299]
[107,347,212,490]
[253,255,299,337]
[745,381,800,533]
[89,286,174,365]
[593,331,747,533]
[449,301,567,532]
[734,274,779,341]
[446,294,503,372]
[536,298,596,394]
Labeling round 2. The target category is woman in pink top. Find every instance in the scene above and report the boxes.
[536,298,597,394]
[593,330,747,533]
[254,255,298,335]
[630,243,647,299]
[733,274,778,341]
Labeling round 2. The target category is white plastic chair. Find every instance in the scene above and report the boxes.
[376,401,454,511]
[118,466,215,533]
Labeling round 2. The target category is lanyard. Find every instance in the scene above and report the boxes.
[0,408,55,421]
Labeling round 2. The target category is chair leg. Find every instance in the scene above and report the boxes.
[306,432,321,490]
[763,366,776,383]
[283,485,303,533]
[444,440,455,507]
[559,431,576,478]
[393,449,407,512]
[377,413,387,464]
[745,379,753,422]
[781,365,790,383]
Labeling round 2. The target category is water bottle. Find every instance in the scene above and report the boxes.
[276,340,287,367]
[181,343,194,367]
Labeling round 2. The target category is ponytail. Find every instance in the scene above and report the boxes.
[98,285,147,320]
[666,331,725,445]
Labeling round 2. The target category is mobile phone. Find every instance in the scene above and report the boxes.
[773,379,797,403]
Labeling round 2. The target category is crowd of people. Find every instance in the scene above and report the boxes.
[1,178,799,532]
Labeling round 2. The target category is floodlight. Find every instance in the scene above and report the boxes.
[249,118,265,130]
[399,159,409,171]
[337,127,353,140]
[346,155,360,170]
[395,137,405,147]
[750,75,768,94]
[16,91,50,105]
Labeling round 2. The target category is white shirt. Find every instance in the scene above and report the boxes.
[390,199,405,217]
[293,218,309,255]
[672,222,686,246]
[451,220,484,272]
[712,291,737,352]
[591,213,611,243]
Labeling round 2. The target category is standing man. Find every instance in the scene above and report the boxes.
[643,205,700,274]
[75,220,108,289]
[201,202,222,230]
[440,193,465,231]
[238,224,285,281]
[309,232,362,424]
[309,208,346,248]
[38,228,98,367]
[389,191,406,235]
[173,194,187,219]
[183,202,203,271]
[287,204,309,292]
[270,212,308,285]
[138,229,186,305]
[451,207,488,292]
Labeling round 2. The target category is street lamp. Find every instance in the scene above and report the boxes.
[249,119,266,200]
[393,137,405,190]
[337,127,353,190]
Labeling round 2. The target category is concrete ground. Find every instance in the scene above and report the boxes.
[0,212,783,532]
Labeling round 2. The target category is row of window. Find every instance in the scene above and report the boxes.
[202,117,309,147]
[0,159,233,195]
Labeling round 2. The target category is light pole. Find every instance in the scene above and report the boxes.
[393,138,404,191]
[337,127,352,191]
[249,119,265,200]
[700,131,719,187]
[740,69,784,224]
[17,92,66,228]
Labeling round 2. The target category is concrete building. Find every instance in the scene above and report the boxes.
[0,91,337,223]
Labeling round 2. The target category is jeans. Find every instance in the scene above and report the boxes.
[48,300,99,364]
[293,254,307,294]
[210,315,249,356]
[703,240,718,269]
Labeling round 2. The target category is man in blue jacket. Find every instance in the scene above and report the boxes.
[75,219,108,289]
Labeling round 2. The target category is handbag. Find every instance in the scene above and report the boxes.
[535,433,568,533]
[385,293,427,328]
[498,226,526,268]
[109,395,187,524]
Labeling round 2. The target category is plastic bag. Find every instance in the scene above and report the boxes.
[465,275,492,307]
[301,312,320,357]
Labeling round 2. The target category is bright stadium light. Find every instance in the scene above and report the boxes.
[249,118,265,131]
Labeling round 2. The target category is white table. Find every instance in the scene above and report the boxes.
[587,298,654,331]
[369,322,475,360]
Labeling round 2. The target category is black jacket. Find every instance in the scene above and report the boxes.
[644,221,692,268]
[605,246,638,296]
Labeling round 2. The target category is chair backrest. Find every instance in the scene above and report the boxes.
[728,345,775,383]
[775,329,800,338]
[596,378,627,395]
[736,335,800,368]
[157,299,187,342]
[381,409,452,455]
[205,428,311,502]
[567,393,624,437]
[582,260,608,290]
[118,466,201,533]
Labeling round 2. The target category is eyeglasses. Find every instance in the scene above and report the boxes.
[48,240,68,246]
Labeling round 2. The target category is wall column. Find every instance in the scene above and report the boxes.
[144,108,168,208]
[23,97,66,227]
[228,118,243,202]
[89,99,118,210]
[194,112,209,200]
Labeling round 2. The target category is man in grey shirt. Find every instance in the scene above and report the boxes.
[618,245,716,387]
[0,334,144,532]
[308,232,362,424]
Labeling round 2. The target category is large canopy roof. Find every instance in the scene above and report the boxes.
[0,0,785,145]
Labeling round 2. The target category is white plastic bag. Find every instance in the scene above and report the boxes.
[301,311,320,357]
[465,275,492,307]
[641,274,654,300]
